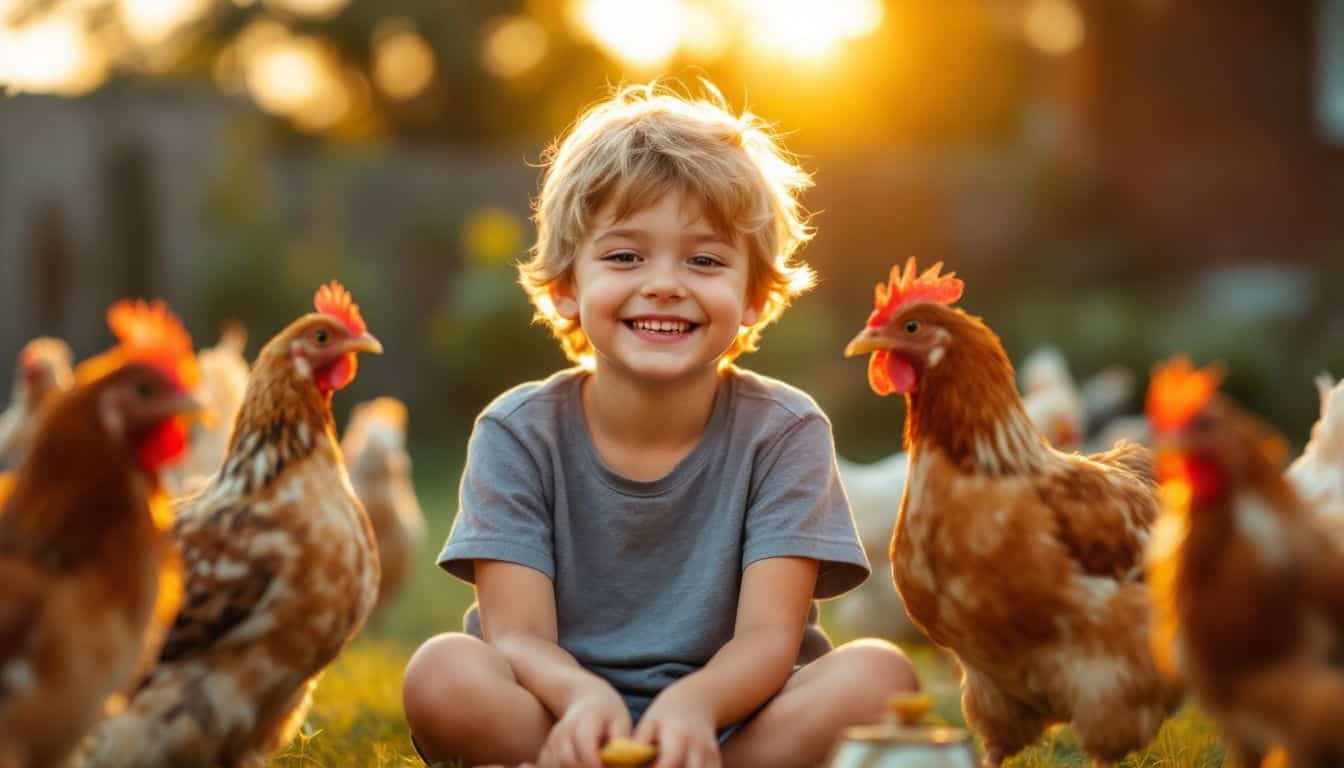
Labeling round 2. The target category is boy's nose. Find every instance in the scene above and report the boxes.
[639,263,686,300]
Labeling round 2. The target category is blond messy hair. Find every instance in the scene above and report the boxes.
[519,81,816,366]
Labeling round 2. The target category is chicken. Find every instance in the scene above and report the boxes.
[1145,358,1344,768]
[166,321,250,494]
[1287,373,1344,520]
[843,259,1179,767]
[0,338,75,470]
[1019,345,1085,452]
[340,396,424,617]
[76,282,383,768]
[1080,365,1138,433]
[831,348,1090,643]
[0,302,199,768]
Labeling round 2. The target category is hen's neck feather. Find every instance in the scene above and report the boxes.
[906,314,1048,475]
[214,340,337,495]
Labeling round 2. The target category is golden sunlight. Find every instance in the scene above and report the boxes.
[480,14,548,81]
[567,0,682,71]
[118,0,213,46]
[0,13,107,94]
[263,0,349,21]
[243,31,349,130]
[736,0,883,62]
[1022,0,1084,56]
[372,23,436,101]
[677,1,731,62]
[291,66,352,131]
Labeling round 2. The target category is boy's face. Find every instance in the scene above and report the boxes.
[555,191,760,383]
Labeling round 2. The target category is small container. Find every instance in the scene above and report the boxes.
[823,693,977,768]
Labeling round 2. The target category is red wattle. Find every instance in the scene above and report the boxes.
[137,417,189,475]
[869,350,916,396]
[1185,454,1226,505]
[317,354,357,393]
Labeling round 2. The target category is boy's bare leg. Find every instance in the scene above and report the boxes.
[719,639,919,768]
[403,633,555,765]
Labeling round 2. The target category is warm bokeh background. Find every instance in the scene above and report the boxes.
[5,2,1339,764]
[5,0,1344,462]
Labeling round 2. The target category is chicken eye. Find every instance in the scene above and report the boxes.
[136,381,154,400]
[315,329,330,344]
[904,320,921,335]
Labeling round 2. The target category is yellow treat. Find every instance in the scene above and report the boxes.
[1260,747,1289,768]
[887,692,934,725]
[600,737,657,766]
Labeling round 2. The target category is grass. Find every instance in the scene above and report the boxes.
[269,444,1228,767]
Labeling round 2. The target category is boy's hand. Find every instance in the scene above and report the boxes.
[633,688,719,768]
[538,687,632,768]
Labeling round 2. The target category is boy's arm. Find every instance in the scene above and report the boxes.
[476,558,617,715]
[647,556,818,726]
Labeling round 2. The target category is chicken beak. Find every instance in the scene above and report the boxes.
[844,327,894,358]
[156,391,207,423]
[340,333,384,356]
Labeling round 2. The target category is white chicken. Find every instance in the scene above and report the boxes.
[165,323,249,494]
[1288,373,1344,520]
[341,397,425,617]
[1019,345,1085,453]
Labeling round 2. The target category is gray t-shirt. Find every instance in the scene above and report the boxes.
[439,366,869,698]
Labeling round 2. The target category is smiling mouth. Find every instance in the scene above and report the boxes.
[624,319,700,335]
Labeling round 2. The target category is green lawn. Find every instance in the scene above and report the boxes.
[269,445,1228,767]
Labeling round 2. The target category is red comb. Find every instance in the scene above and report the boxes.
[1146,356,1224,434]
[314,281,367,336]
[866,258,965,328]
[107,300,199,390]
[19,343,41,370]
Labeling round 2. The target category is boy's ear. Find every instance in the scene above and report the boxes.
[741,303,762,327]
[549,279,580,321]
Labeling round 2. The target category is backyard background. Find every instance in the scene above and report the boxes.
[4,0,1344,765]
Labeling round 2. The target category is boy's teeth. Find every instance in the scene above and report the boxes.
[632,319,691,333]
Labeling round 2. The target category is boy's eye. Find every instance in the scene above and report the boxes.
[604,251,640,264]
[689,255,724,268]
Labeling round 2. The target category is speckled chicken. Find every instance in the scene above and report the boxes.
[340,396,424,617]
[1146,359,1344,768]
[0,338,75,470]
[76,282,383,768]
[844,259,1179,767]
[0,302,199,768]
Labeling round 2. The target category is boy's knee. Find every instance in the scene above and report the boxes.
[402,633,496,734]
[829,639,920,702]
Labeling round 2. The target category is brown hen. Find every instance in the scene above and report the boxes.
[1146,358,1344,768]
[844,259,1179,767]
[0,301,198,768]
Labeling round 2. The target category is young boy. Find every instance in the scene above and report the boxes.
[403,83,918,768]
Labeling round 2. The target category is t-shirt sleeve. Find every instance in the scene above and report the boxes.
[438,415,553,584]
[743,414,870,598]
